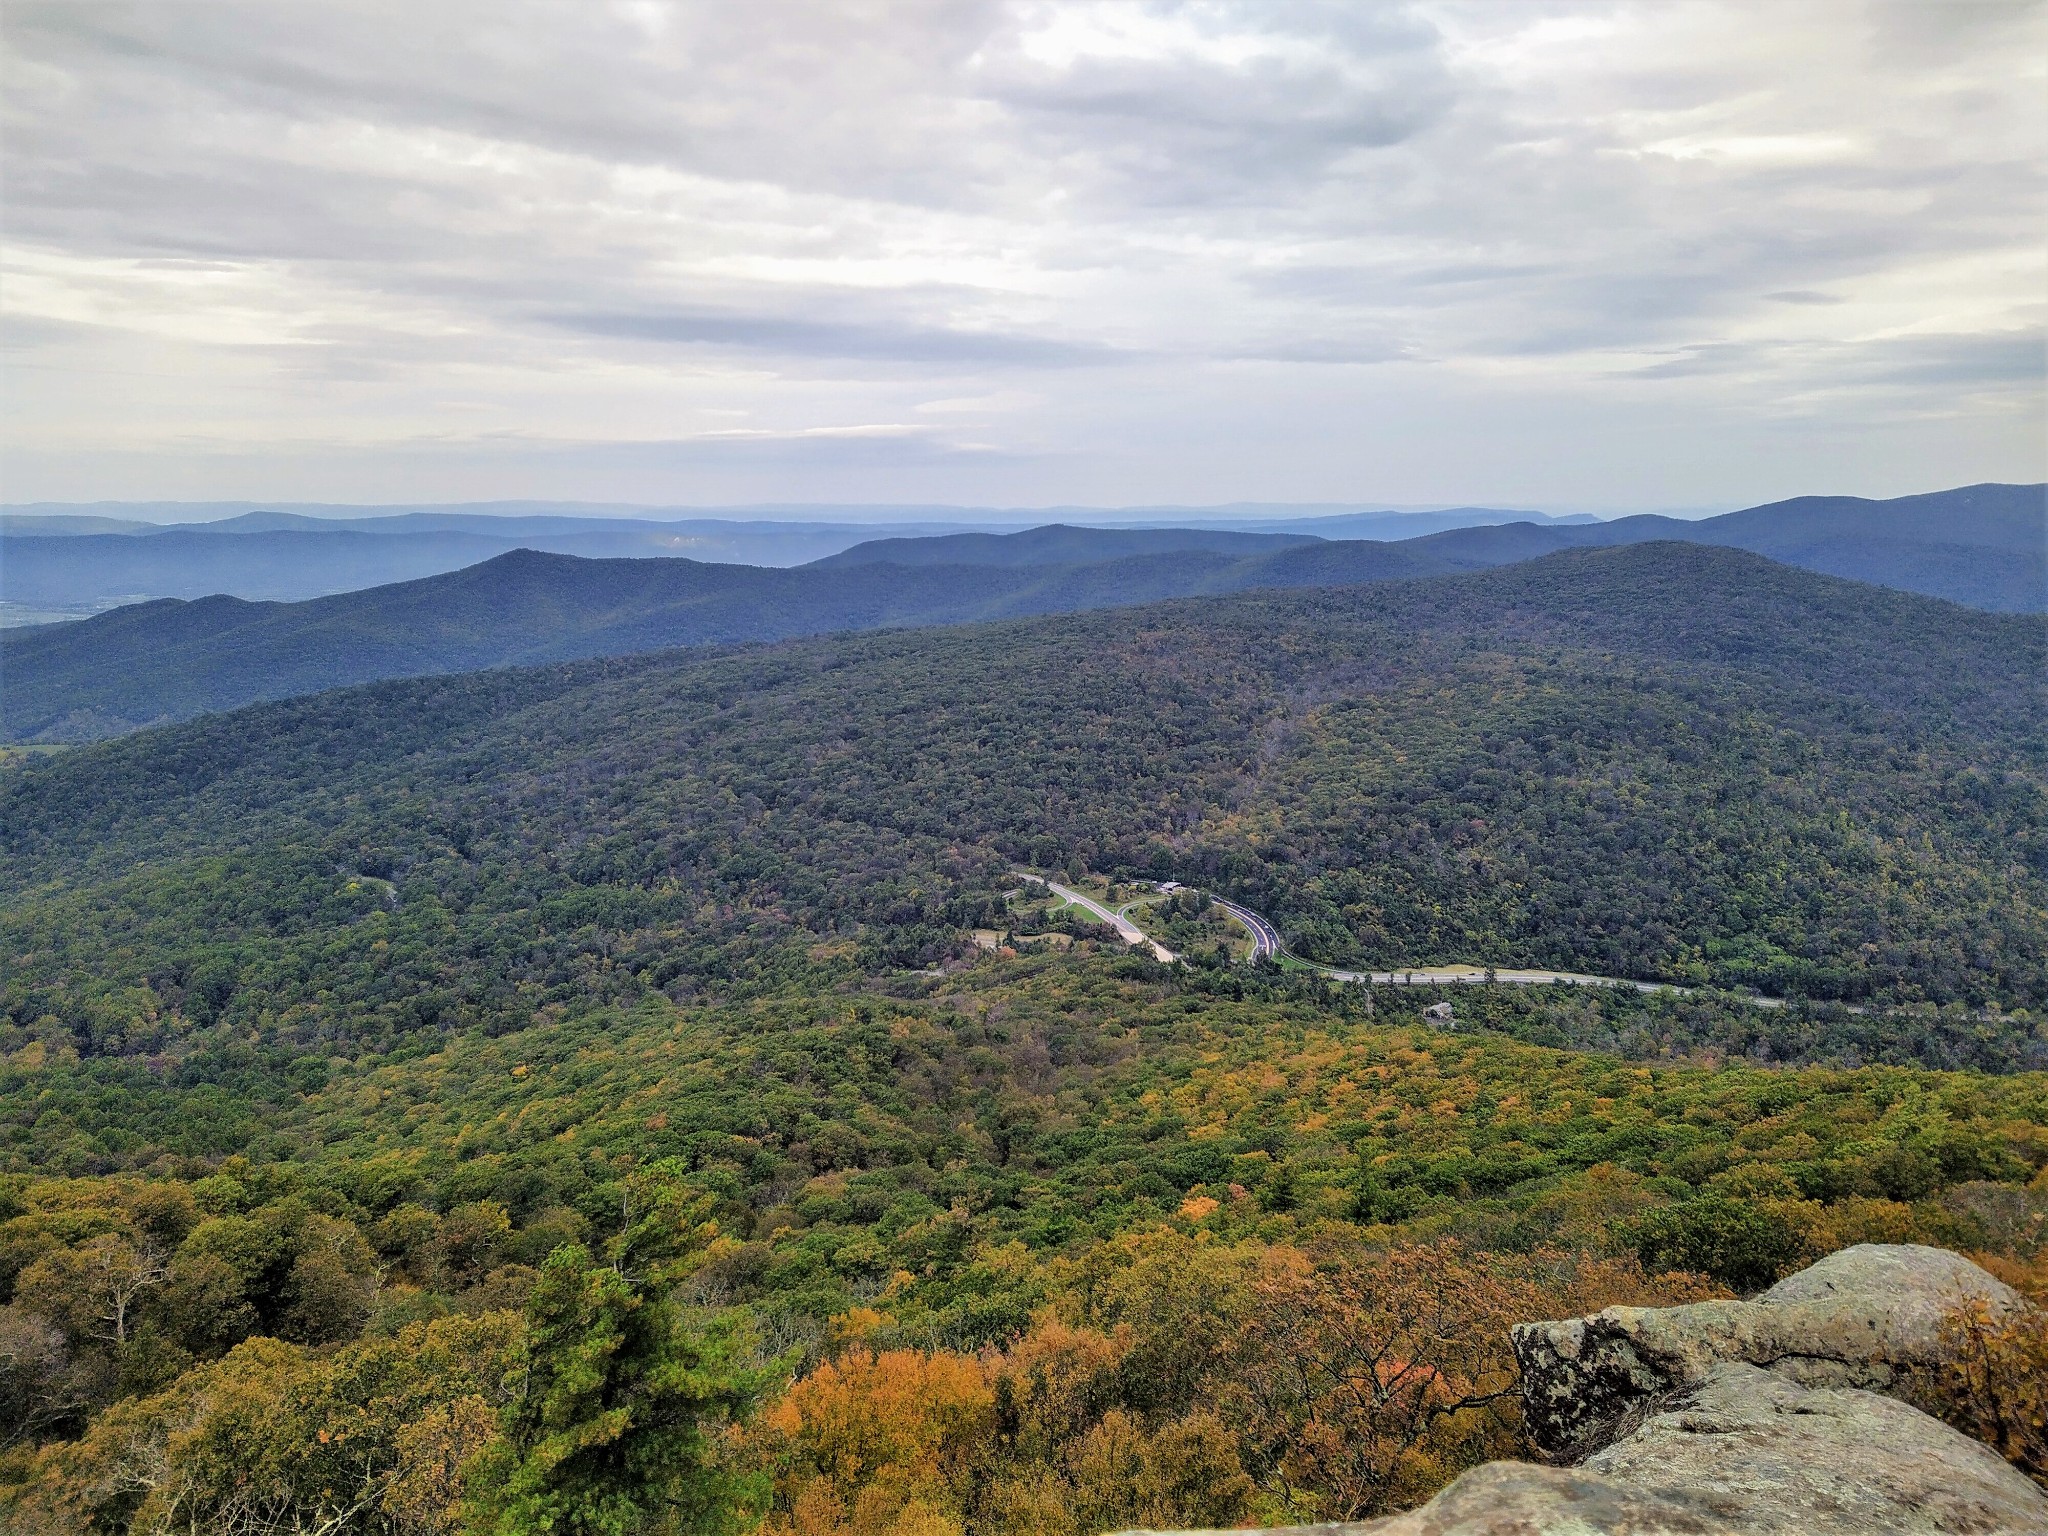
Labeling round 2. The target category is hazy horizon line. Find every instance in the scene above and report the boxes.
[3,492,1934,527]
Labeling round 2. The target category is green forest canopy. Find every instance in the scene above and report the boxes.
[1,543,2044,1531]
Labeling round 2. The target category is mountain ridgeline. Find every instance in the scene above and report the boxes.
[5,545,2043,1061]
[0,501,1588,612]
[1,540,1321,742]
[821,481,2046,606]
[0,517,1009,613]
[810,524,1321,567]
[2,482,2040,744]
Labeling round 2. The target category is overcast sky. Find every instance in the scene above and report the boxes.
[4,1,2043,513]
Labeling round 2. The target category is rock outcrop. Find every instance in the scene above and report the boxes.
[1575,1361,2041,1534]
[1120,1244,2047,1536]
[1513,1242,2025,1459]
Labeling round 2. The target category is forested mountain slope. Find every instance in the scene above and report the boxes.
[10,951,2043,1533]
[815,524,1318,567]
[6,544,2042,1063]
[0,538,1581,743]
[4,543,2046,1530]
[9,483,2040,743]
[1575,482,2046,612]
[1,546,1275,740]
[818,481,2045,610]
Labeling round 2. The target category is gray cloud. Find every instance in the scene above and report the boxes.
[1629,342,1771,380]
[1861,331,2047,388]
[974,3,1453,205]
[530,431,1031,472]
[1225,333,1418,366]
[1628,330,2046,392]
[2,0,2041,508]
[551,310,1122,367]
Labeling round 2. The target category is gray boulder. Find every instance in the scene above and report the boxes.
[1151,1364,2046,1535]
[1584,1361,2046,1534]
[1123,1463,1727,1534]
[1513,1242,2024,1458]
[1306,1363,2046,1535]
[1117,1246,2046,1536]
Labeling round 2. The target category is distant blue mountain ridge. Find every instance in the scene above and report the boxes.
[3,489,2028,615]
[0,483,2037,744]
[0,501,1593,613]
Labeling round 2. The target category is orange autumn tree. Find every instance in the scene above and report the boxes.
[1218,1240,1721,1521]
[977,1315,1256,1536]
[746,1234,1722,1534]
[1911,1294,2048,1488]
[750,1312,1261,1536]
[758,1347,995,1536]
[1220,1241,1533,1519]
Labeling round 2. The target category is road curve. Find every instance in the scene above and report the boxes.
[1211,897,1282,961]
[1010,870,1786,1007]
[1193,888,1718,997]
[1017,874,1178,963]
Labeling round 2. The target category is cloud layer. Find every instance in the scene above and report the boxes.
[4,0,2042,509]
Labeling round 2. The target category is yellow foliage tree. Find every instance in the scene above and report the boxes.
[760,1348,995,1536]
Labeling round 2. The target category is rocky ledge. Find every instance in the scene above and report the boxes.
[1512,1242,2025,1461]
[1131,1244,2048,1536]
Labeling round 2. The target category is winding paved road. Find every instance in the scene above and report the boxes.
[1320,962,1767,1001]
[1017,869,1787,1007]
[1211,897,1282,961]
[1017,874,1178,963]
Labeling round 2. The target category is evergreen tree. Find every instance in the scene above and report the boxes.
[469,1165,759,1536]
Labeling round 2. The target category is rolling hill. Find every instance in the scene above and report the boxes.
[1568,483,2047,611]
[0,533,1533,742]
[5,543,2042,1024]
[0,502,1577,614]
[0,533,1644,742]
[8,484,2035,623]
[825,482,2046,609]
[0,546,1274,740]
[815,523,1317,567]
[0,518,999,614]
[6,484,2041,744]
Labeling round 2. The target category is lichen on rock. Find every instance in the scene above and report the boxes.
[1118,1244,2048,1536]
[1512,1242,2026,1460]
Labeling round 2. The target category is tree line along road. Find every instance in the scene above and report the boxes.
[1015,873,1179,963]
[1017,870,1791,1008]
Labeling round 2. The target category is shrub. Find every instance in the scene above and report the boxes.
[1910,1299,2048,1489]
[1628,1195,1805,1292]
